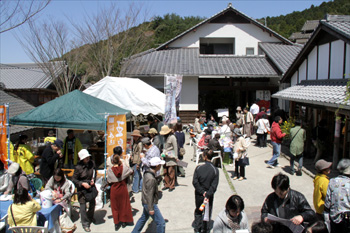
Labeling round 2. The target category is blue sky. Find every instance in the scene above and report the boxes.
[0,0,331,64]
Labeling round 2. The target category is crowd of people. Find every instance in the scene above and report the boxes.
[0,103,349,233]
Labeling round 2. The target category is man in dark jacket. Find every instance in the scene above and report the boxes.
[261,173,316,233]
[132,157,166,233]
[40,139,64,184]
[207,133,223,167]
[72,149,96,232]
[193,149,219,233]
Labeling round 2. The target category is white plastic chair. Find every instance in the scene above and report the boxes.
[211,151,223,169]
[0,214,7,231]
[9,220,48,233]
[194,137,206,166]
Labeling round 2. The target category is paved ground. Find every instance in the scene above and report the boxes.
[71,134,317,233]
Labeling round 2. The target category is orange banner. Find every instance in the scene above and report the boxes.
[107,115,127,158]
[0,105,8,169]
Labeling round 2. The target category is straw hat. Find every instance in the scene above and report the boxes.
[148,128,158,134]
[131,129,142,137]
[159,125,172,135]
[78,149,91,161]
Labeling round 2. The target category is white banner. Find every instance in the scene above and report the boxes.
[164,74,183,124]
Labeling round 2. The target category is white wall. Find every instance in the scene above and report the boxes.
[169,23,281,56]
[346,43,350,79]
[180,76,198,110]
[291,72,298,86]
[307,47,317,80]
[318,43,330,80]
[299,60,307,82]
[330,40,345,79]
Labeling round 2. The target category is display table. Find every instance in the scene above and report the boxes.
[0,200,62,233]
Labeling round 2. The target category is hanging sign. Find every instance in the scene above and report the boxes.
[107,115,127,158]
[0,106,8,169]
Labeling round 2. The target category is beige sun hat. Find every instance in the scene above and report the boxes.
[131,129,142,137]
[159,125,172,135]
[78,149,91,161]
[148,128,158,134]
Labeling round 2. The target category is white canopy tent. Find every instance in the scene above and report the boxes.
[83,76,165,115]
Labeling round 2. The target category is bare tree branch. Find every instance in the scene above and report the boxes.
[0,0,51,34]
[15,18,83,96]
[70,2,152,80]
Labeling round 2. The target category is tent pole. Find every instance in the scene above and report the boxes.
[104,113,109,205]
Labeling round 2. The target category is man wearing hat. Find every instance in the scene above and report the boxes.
[324,159,350,232]
[130,129,143,193]
[148,128,162,151]
[44,130,57,144]
[313,159,332,220]
[140,137,160,172]
[72,149,96,232]
[132,157,166,233]
[40,139,64,184]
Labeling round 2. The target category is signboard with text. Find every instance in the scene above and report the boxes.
[107,115,127,157]
[0,106,8,169]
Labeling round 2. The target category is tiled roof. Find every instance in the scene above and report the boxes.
[289,32,312,40]
[0,63,62,89]
[122,48,279,77]
[156,4,292,50]
[301,20,319,32]
[322,20,350,39]
[259,43,302,74]
[0,90,34,134]
[272,80,350,110]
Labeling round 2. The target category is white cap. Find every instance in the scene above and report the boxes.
[149,157,165,166]
[78,149,91,161]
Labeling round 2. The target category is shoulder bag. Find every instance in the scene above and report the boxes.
[262,120,270,134]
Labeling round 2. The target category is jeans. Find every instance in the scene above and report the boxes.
[132,165,142,193]
[267,141,281,166]
[132,204,165,233]
[290,153,303,173]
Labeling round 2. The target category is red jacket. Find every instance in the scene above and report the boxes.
[270,122,286,143]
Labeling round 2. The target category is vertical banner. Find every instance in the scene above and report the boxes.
[0,105,8,169]
[107,115,127,158]
[164,74,183,124]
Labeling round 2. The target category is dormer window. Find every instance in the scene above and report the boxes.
[246,47,254,55]
[199,38,235,55]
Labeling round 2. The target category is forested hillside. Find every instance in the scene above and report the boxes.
[256,0,350,38]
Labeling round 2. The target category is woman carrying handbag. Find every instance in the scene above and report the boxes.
[232,129,249,181]
[256,114,270,148]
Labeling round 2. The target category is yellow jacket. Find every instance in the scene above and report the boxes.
[9,142,15,163]
[44,136,56,144]
[8,200,41,227]
[14,144,35,174]
[63,137,83,165]
[313,173,329,214]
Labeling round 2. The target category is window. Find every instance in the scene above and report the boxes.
[200,38,235,55]
[246,47,254,55]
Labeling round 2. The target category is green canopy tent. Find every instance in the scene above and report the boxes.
[10,90,131,130]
